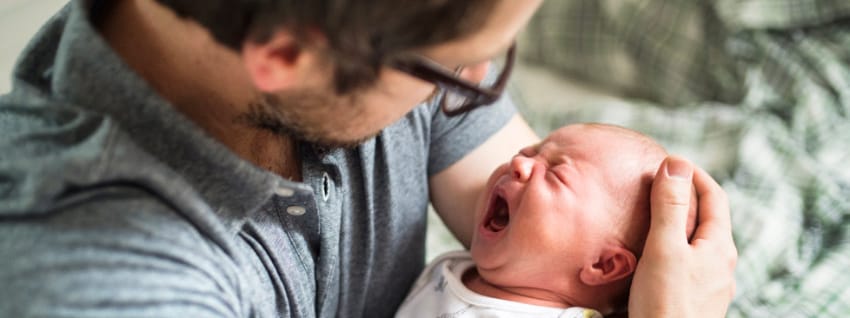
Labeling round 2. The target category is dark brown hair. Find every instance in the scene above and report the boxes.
[155,0,498,94]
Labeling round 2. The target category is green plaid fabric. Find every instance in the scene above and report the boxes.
[513,0,850,316]
[713,0,850,30]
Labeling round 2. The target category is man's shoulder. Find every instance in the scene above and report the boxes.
[0,95,158,215]
[0,128,221,249]
[0,186,247,317]
[0,95,230,233]
[0,95,256,317]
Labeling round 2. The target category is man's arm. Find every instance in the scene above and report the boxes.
[429,114,539,247]
[629,156,737,317]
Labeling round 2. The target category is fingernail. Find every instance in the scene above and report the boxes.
[666,158,691,179]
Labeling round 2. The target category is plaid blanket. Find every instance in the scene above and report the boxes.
[512,0,850,316]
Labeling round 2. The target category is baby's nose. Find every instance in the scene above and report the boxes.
[510,156,535,182]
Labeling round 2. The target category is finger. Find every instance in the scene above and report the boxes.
[647,156,695,246]
[690,166,732,242]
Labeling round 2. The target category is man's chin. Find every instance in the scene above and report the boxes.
[242,92,383,150]
[280,121,383,150]
[307,132,376,150]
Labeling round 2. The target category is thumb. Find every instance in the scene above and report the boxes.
[648,156,695,246]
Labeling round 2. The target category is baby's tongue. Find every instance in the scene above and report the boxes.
[488,206,509,232]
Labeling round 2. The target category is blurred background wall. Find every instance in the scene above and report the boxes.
[0,0,68,94]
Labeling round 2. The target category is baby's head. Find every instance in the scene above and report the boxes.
[469,123,697,313]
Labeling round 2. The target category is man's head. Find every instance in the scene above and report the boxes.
[469,123,697,312]
[156,0,496,93]
[152,0,543,148]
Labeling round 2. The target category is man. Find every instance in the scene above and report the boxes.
[0,0,736,317]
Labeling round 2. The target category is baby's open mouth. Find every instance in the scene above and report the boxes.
[484,195,510,232]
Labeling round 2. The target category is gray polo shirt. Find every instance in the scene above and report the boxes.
[0,1,515,317]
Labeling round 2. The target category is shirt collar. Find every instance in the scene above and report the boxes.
[43,0,299,221]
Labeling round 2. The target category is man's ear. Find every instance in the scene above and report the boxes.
[578,246,637,286]
[241,30,320,92]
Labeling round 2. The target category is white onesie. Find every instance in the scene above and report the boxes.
[395,250,603,318]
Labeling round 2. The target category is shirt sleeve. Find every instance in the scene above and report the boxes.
[426,92,517,176]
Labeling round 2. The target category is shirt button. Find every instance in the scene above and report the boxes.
[287,206,307,216]
[275,186,295,197]
[321,172,331,202]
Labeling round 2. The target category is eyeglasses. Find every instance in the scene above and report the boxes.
[388,43,516,117]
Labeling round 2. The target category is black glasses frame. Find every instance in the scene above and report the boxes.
[388,43,517,116]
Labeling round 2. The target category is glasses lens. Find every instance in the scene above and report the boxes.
[442,91,470,112]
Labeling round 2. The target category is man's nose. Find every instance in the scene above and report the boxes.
[510,155,536,182]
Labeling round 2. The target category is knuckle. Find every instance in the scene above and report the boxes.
[653,181,692,205]
[661,188,692,205]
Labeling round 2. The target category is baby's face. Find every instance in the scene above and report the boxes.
[469,124,661,292]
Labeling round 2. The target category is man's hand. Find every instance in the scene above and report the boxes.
[628,156,737,318]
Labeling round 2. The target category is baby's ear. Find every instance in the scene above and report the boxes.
[579,246,637,286]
